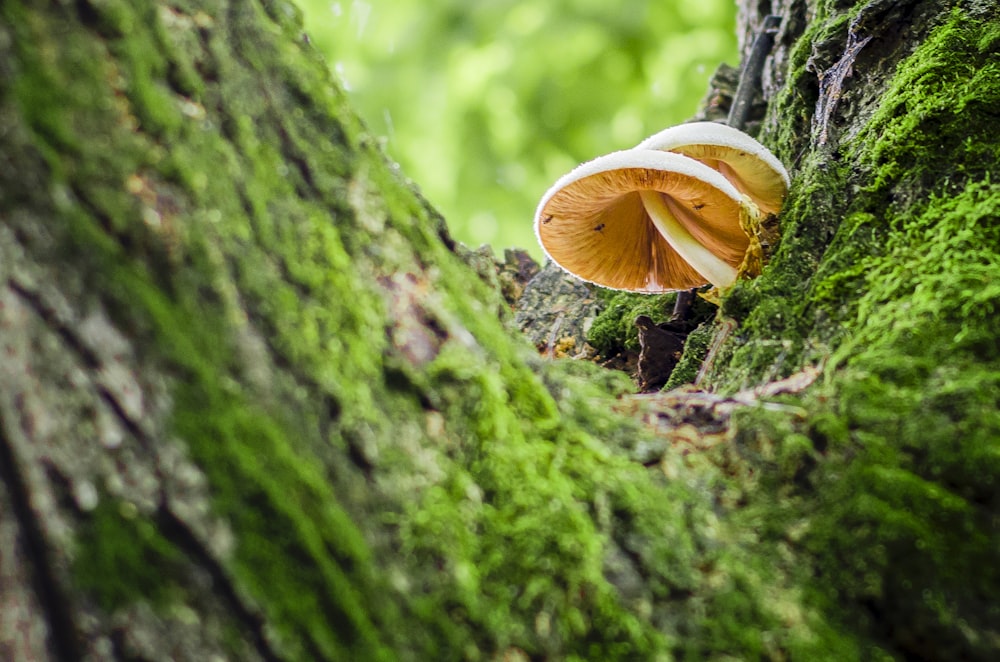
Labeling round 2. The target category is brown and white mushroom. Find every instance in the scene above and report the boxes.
[635,121,789,216]
[534,149,757,292]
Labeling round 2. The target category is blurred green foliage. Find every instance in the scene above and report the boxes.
[298,0,737,255]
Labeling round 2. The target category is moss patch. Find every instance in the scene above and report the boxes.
[662,321,714,389]
[74,499,185,612]
[587,291,676,355]
[707,3,1000,387]
[801,178,1000,658]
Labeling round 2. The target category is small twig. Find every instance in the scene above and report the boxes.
[727,15,782,130]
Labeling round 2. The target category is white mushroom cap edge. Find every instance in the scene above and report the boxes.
[636,121,791,188]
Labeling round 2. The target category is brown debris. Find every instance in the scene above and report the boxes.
[617,365,821,460]
[634,315,687,392]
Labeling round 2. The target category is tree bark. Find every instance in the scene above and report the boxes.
[2,0,999,660]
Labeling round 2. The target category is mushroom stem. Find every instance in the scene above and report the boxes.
[639,190,738,288]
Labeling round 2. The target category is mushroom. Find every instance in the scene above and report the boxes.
[534,149,757,292]
[636,121,790,216]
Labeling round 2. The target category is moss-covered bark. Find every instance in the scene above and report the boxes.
[1,0,998,660]
[701,0,1000,658]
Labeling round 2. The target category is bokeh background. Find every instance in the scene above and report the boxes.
[297,0,738,256]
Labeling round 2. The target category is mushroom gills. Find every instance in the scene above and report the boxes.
[533,149,758,293]
[638,190,738,288]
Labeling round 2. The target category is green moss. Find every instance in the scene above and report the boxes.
[662,321,713,389]
[73,498,184,611]
[737,341,1000,657]
[6,1,393,657]
[707,5,1000,393]
[586,291,673,355]
[587,290,716,357]
[173,384,388,660]
[115,7,185,136]
[766,4,850,164]
[63,212,394,657]
[858,10,1000,194]
[542,353,636,399]
[392,359,709,658]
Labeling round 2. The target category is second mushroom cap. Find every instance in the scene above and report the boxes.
[636,121,790,216]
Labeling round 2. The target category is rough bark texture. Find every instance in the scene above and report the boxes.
[2,0,999,660]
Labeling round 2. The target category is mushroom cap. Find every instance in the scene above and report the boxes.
[534,149,750,293]
[636,121,790,215]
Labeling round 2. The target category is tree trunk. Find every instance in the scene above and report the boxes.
[2,0,998,660]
